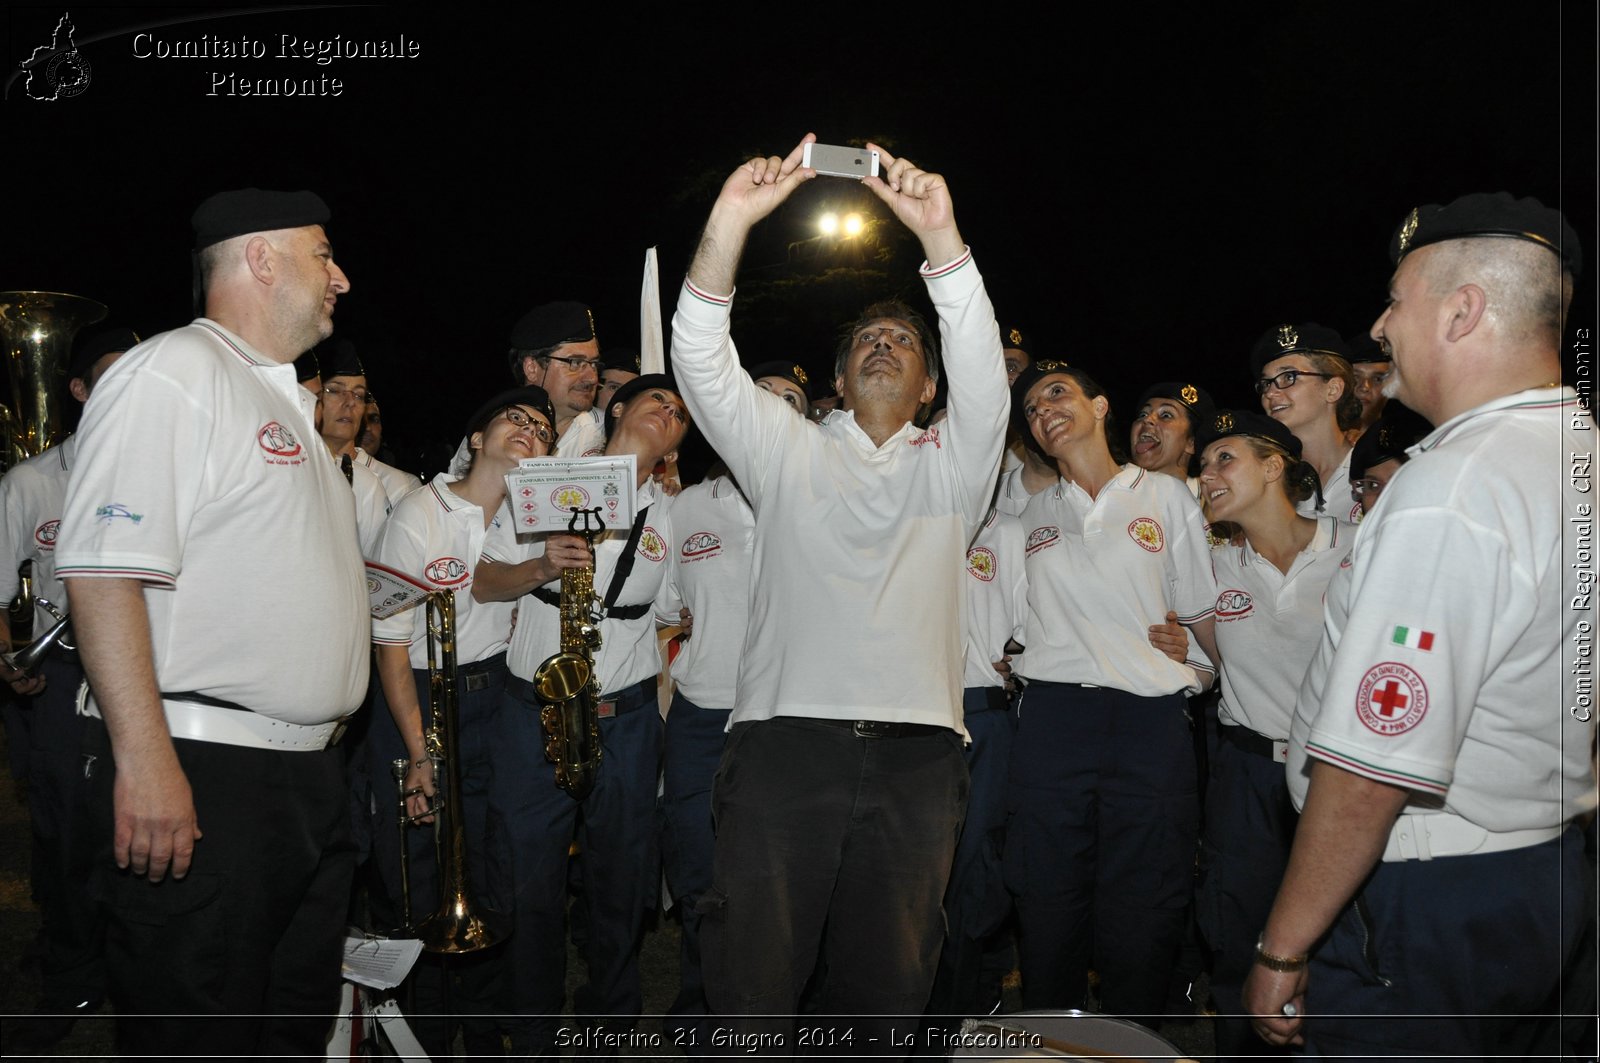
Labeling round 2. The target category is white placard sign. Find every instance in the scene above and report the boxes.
[505,455,637,536]
[365,561,433,620]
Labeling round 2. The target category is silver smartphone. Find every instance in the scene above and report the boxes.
[802,142,880,180]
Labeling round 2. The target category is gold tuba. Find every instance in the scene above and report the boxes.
[0,291,107,472]
[533,506,604,799]
[409,590,504,953]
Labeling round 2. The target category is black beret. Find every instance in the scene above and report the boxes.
[999,324,1033,352]
[1009,358,1080,456]
[748,360,813,403]
[604,373,684,438]
[1350,402,1431,479]
[1389,192,1582,277]
[293,349,321,383]
[1250,322,1350,378]
[463,386,557,441]
[191,188,329,250]
[69,327,140,379]
[602,347,642,374]
[319,338,365,380]
[1201,409,1304,460]
[1345,331,1390,365]
[1133,381,1216,433]
[508,301,597,351]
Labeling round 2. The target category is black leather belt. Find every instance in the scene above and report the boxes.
[1219,722,1283,759]
[458,652,507,693]
[808,717,950,739]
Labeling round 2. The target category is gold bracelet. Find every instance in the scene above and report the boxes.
[1254,933,1308,973]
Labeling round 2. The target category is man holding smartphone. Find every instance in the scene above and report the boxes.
[670,134,1008,1046]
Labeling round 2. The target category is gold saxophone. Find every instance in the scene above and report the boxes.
[533,507,604,799]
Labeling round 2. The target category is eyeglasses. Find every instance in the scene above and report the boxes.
[542,354,602,373]
[1255,369,1332,395]
[500,406,556,444]
[1350,478,1384,499]
[321,382,369,403]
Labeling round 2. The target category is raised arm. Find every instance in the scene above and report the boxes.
[687,135,818,297]
[862,143,965,269]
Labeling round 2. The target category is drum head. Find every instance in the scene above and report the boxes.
[946,1009,1188,1061]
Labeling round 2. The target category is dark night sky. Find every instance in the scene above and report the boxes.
[7,3,1595,475]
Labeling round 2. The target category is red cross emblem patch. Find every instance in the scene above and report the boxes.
[1355,661,1429,736]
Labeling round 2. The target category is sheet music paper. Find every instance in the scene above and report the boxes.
[505,455,637,536]
[340,932,423,990]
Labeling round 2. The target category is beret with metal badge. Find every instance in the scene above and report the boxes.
[1250,322,1351,378]
[1389,191,1582,276]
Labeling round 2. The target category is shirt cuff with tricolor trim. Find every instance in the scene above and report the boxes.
[1303,738,1451,796]
[683,279,734,308]
[919,245,973,279]
[56,562,178,588]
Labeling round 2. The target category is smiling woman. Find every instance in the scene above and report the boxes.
[1184,408,1351,1057]
[1249,323,1361,521]
[1005,360,1219,1021]
[362,382,557,1058]
[1128,381,1216,488]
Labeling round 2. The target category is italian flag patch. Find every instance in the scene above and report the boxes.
[1391,626,1435,651]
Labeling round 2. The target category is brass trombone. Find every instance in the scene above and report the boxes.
[398,589,504,953]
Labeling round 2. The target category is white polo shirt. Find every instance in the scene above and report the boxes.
[372,473,514,669]
[560,408,606,457]
[671,249,1009,733]
[1288,387,1597,831]
[962,510,1027,690]
[482,478,670,695]
[355,446,423,507]
[1213,516,1354,740]
[346,456,390,557]
[0,435,76,624]
[55,319,368,726]
[1016,465,1217,695]
[1299,446,1362,524]
[993,462,1036,518]
[656,475,753,710]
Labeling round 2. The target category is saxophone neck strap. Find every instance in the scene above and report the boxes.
[529,504,652,621]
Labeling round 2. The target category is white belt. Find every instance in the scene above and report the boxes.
[162,698,343,751]
[1382,811,1564,862]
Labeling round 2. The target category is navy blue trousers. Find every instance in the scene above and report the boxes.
[487,676,661,1054]
[365,654,508,1057]
[1195,729,1296,1059]
[1303,826,1591,1060]
[926,687,1013,1017]
[658,690,729,1046]
[1004,681,1198,1019]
